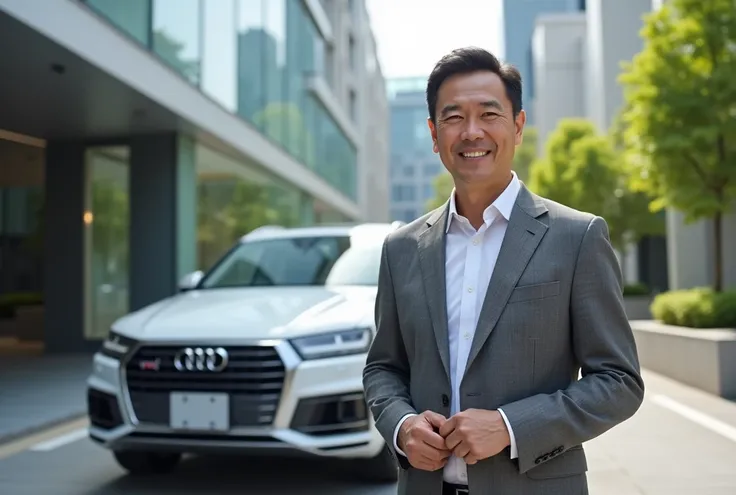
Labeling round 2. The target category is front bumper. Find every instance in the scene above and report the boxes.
[86,339,384,459]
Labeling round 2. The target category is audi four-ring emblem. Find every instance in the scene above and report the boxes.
[173,347,229,372]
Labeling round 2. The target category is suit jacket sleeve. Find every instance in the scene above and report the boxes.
[499,215,645,474]
[362,236,417,468]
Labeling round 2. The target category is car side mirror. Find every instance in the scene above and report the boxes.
[178,270,204,292]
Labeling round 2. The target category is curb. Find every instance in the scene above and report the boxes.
[0,411,87,446]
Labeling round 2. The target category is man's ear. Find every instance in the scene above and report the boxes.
[428,117,439,153]
[514,109,526,146]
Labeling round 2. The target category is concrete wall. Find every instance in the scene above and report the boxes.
[585,0,651,132]
[532,13,587,156]
[667,208,736,290]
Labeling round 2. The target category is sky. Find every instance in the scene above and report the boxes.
[365,0,505,79]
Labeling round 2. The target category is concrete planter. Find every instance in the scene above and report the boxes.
[630,320,736,399]
[623,295,652,320]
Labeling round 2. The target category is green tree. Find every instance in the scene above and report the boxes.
[426,171,454,211]
[618,0,736,291]
[529,118,663,253]
[513,126,538,183]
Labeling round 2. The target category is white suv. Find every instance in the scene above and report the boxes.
[86,222,404,482]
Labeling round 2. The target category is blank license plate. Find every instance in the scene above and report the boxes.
[170,392,229,432]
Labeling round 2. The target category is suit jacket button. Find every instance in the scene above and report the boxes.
[441,394,449,406]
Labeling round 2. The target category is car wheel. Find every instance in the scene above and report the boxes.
[113,451,182,475]
[355,444,399,483]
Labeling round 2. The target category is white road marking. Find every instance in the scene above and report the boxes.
[650,394,736,443]
[29,428,88,452]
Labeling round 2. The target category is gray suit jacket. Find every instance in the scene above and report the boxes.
[363,184,645,495]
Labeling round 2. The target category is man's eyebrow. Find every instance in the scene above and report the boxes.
[440,104,460,117]
[481,100,504,111]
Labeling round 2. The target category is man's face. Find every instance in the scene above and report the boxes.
[428,71,525,187]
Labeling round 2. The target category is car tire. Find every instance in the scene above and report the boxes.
[113,451,182,475]
[355,444,399,483]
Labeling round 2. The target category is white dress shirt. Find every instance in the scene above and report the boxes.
[393,172,521,485]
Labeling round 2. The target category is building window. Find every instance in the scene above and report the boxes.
[195,143,304,270]
[202,0,237,111]
[83,146,130,340]
[152,0,202,85]
[84,0,151,46]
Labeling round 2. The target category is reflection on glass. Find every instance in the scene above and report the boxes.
[153,0,201,84]
[234,0,355,200]
[261,0,287,144]
[195,143,302,271]
[85,0,151,45]
[84,147,130,340]
[202,0,237,111]
[0,138,45,297]
[236,0,267,126]
[201,236,352,288]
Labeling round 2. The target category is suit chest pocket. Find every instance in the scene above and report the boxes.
[508,280,560,304]
[502,281,562,337]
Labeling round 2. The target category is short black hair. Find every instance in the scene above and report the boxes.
[426,46,522,122]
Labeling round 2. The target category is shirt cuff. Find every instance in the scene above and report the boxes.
[393,413,417,457]
[498,408,518,459]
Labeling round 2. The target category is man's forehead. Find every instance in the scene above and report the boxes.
[436,72,508,107]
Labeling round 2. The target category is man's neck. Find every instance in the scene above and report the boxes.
[454,173,513,230]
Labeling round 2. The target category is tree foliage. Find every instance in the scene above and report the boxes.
[618,0,736,290]
[529,119,663,252]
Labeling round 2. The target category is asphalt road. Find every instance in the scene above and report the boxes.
[1,370,736,495]
[0,436,395,495]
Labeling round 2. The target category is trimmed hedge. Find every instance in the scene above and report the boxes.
[623,283,650,296]
[0,292,44,319]
[651,287,736,328]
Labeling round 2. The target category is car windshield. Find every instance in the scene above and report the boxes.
[199,235,383,288]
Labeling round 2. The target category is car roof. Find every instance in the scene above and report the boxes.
[239,221,406,243]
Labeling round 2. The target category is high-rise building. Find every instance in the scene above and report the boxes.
[387,77,444,223]
[0,0,388,353]
[502,0,583,125]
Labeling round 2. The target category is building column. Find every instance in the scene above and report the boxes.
[666,208,713,290]
[44,141,94,353]
[129,133,197,311]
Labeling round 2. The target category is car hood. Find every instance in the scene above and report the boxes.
[113,286,377,341]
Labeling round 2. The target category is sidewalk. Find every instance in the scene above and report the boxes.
[0,352,91,444]
[586,370,736,494]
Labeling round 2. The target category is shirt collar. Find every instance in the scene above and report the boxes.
[446,171,521,233]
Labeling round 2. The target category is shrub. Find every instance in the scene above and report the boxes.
[623,283,650,296]
[0,292,44,319]
[651,288,736,328]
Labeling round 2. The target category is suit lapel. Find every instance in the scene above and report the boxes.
[464,185,549,374]
[417,203,451,381]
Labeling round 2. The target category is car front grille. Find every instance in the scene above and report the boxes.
[124,345,285,427]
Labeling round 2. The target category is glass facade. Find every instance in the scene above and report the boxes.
[83,146,130,340]
[0,140,44,301]
[195,143,346,272]
[82,0,357,201]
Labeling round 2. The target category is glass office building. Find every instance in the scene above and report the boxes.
[0,0,387,353]
[387,78,443,223]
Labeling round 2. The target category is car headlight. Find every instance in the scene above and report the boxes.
[100,330,136,360]
[290,328,373,360]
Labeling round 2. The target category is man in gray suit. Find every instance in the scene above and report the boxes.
[363,47,645,495]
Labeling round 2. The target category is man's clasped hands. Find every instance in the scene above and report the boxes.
[397,409,512,471]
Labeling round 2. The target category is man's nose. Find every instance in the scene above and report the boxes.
[460,118,484,141]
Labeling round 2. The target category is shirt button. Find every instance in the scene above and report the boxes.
[467,287,473,293]
[472,238,480,245]
[464,333,470,340]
